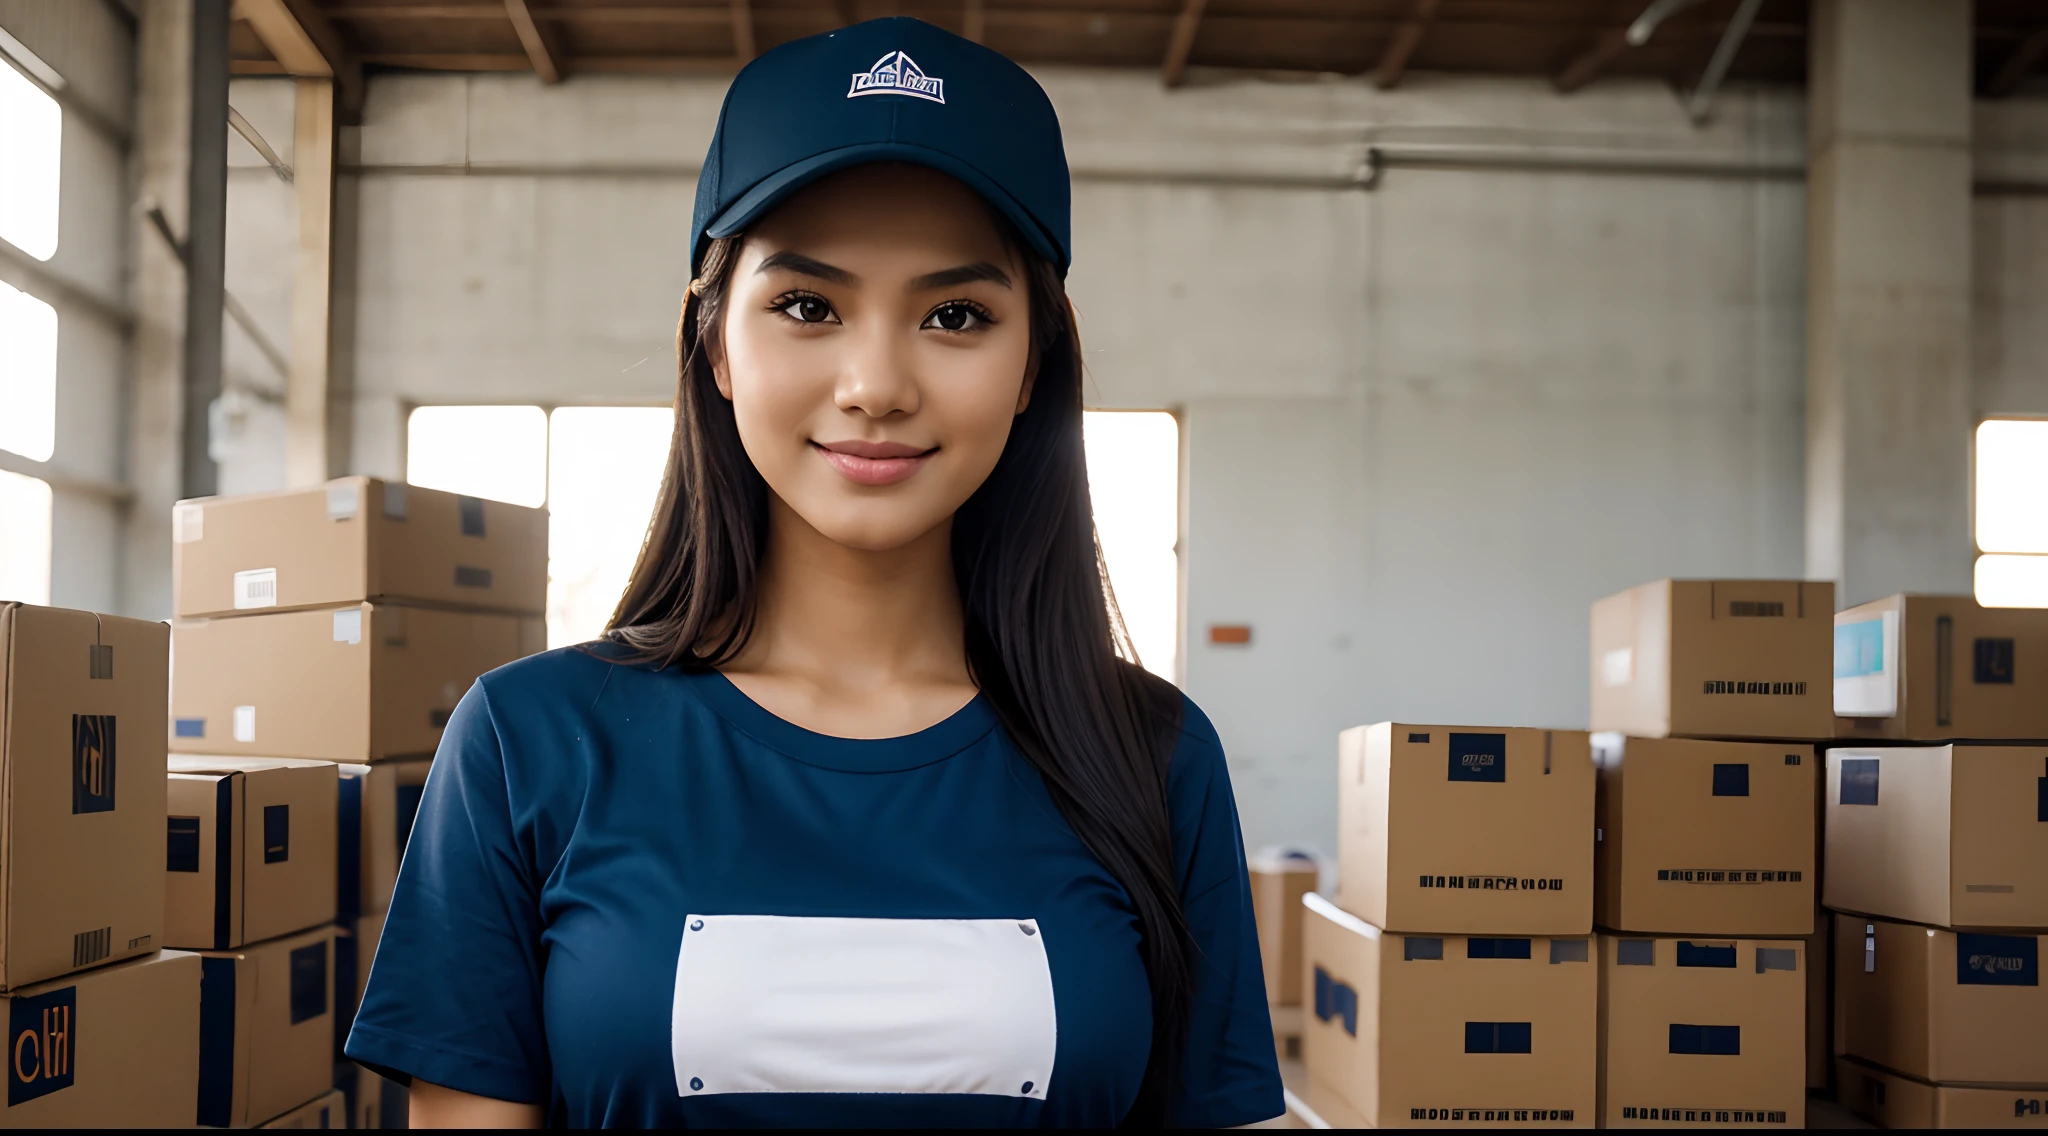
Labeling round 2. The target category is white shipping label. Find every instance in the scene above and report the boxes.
[671,914,1057,1100]
[326,483,360,521]
[1600,647,1634,687]
[232,705,256,743]
[333,609,362,645]
[232,568,278,610]
[173,504,204,544]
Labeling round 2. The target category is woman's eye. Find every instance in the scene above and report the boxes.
[777,296,835,324]
[925,304,986,332]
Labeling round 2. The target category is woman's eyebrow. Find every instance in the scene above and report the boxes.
[911,261,1013,291]
[755,251,856,286]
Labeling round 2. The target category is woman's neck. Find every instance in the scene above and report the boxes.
[717,494,977,738]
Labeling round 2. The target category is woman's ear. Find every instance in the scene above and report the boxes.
[1018,293,1078,414]
[709,334,734,401]
[1016,352,1038,415]
[690,281,735,402]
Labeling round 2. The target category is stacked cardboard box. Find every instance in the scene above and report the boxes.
[1586,578,1831,1126]
[1249,853,1317,1060]
[1302,723,1598,1126]
[168,477,547,1127]
[1821,598,2048,1129]
[0,602,201,1126]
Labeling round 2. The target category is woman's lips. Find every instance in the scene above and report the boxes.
[812,440,937,487]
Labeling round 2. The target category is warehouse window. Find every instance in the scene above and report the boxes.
[546,407,673,648]
[0,469,52,605]
[405,405,549,508]
[1974,418,2048,608]
[0,42,61,259]
[1085,410,1181,684]
[0,279,57,461]
[407,406,1183,665]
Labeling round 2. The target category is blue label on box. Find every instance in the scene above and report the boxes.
[1448,732,1507,783]
[1840,758,1880,806]
[1669,1024,1739,1055]
[1465,1022,1531,1054]
[8,986,75,1105]
[1956,934,2038,987]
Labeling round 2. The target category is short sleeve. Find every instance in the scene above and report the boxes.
[1165,697,1286,1128]
[344,682,551,1104]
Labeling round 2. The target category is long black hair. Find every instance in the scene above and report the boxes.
[605,232,1192,1122]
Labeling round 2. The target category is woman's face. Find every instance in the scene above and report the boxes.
[713,163,1036,553]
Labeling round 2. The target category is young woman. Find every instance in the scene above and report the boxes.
[346,17,1283,1129]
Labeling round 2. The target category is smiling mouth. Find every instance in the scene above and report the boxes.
[810,440,939,487]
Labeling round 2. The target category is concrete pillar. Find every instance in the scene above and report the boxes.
[128,0,196,619]
[1805,0,1976,608]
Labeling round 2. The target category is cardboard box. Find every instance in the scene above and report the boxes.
[1833,913,2048,1084]
[1835,594,2048,741]
[1301,892,1596,1128]
[0,950,199,1127]
[254,1088,347,1129]
[166,757,338,950]
[1337,724,1593,936]
[0,603,167,990]
[1590,579,1833,740]
[173,477,547,620]
[171,603,543,762]
[1823,744,2048,929]
[1595,934,1805,1127]
[1834,1055,2048,1129]
[197,925,338,1129]
[338,1062,403,1129]
[335,909,384,1060]
[338,759,428,922]
[1250,855,1318,1006]
[1591,735,1814,936]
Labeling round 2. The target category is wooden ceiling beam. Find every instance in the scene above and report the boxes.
[235,0,364,118]
[1984,28,2048,98]
[1161,0,1207,89]
[329,5,729,22]
[732,0,757,62]
[1373,0,1440,90]
[501,0,564,83]
[1553,27,1626,93]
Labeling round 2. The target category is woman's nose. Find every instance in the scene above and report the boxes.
[833,322,921,419]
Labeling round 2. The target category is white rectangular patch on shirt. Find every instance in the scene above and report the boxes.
[671,914,1056,1100]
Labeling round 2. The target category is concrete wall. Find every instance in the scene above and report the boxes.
[212,68,2048,855]
[0,0,135,614]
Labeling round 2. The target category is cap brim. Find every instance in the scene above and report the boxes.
[704,142,1066,273]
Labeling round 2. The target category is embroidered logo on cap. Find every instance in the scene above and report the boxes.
[849,51,945,104]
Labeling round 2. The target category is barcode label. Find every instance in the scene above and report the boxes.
[232,568,278,609]
[73,927,110,967]
[1702,680,1807,696]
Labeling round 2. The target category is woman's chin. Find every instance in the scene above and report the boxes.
[790,503,952,555]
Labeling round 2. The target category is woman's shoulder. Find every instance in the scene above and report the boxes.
[468,640,688,731]
[476,642,624,701]
[1164,690,1227,793]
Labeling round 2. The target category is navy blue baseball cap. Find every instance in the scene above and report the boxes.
[690,17,1072,276]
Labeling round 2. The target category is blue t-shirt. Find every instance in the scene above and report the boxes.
[344,646,1282,1127]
